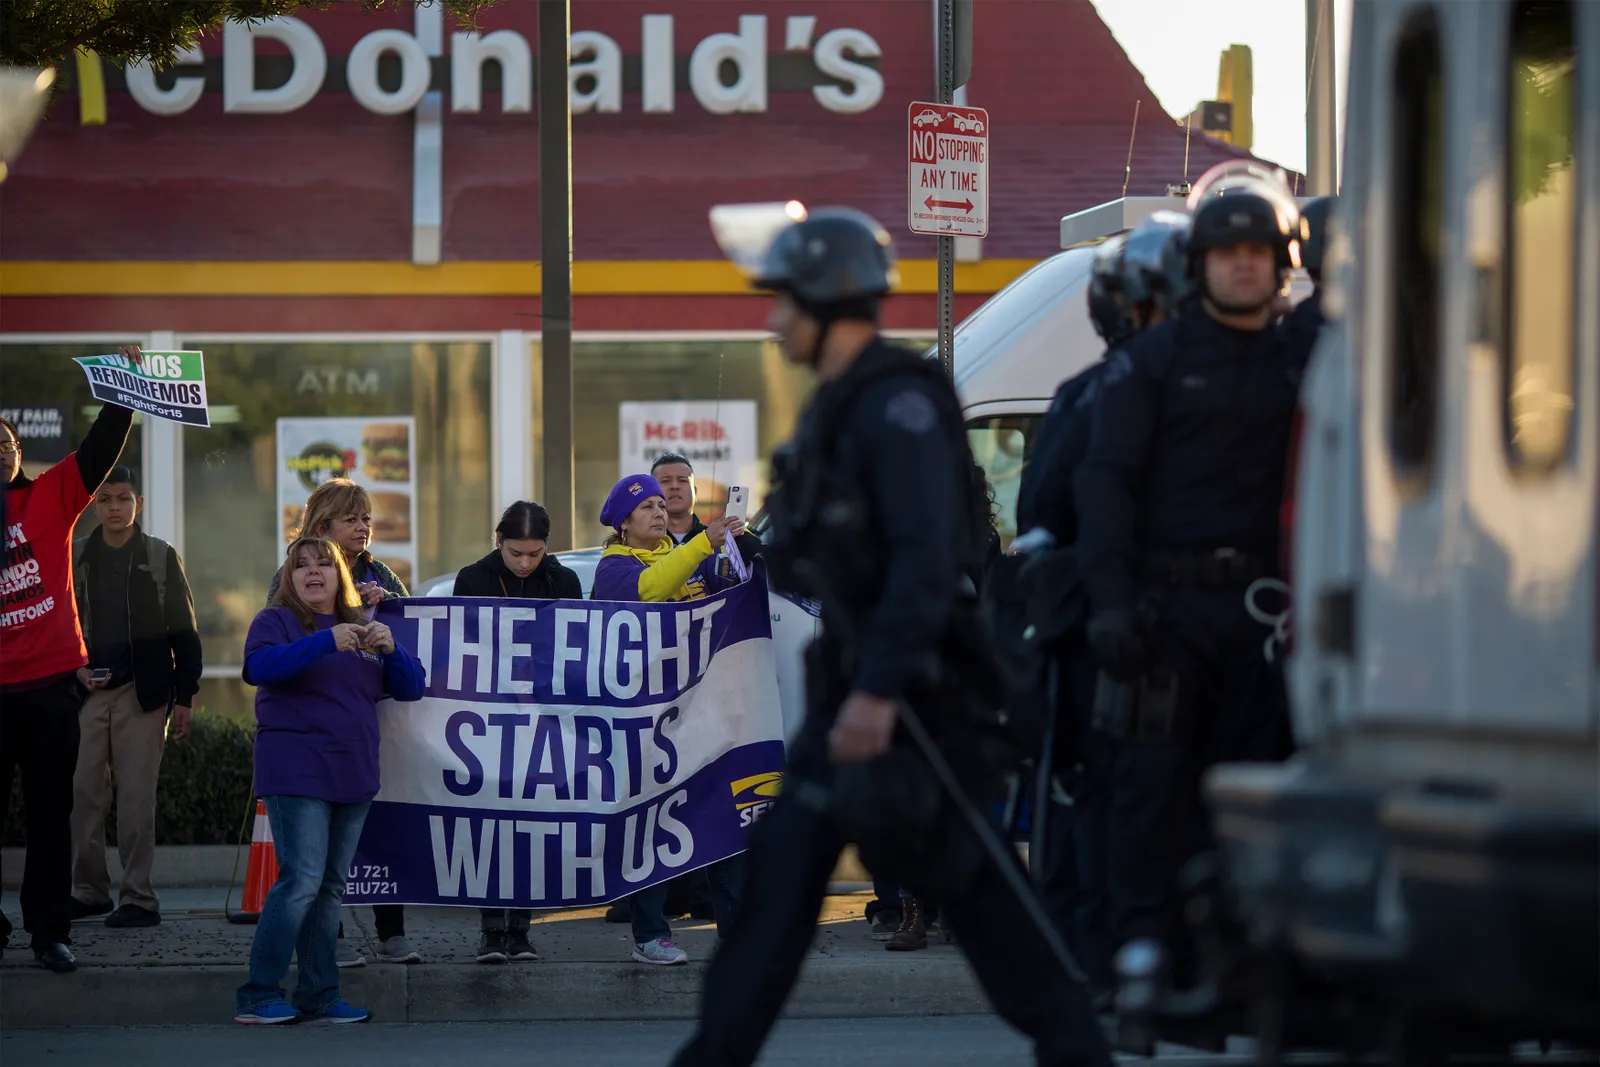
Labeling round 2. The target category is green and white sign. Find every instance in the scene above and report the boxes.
[73,351,210,428]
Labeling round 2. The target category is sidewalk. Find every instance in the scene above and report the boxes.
[0,887,985,1028]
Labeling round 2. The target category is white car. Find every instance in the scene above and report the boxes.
[912,110,945,128]
[950,114,984,134]
[416,519,816,743]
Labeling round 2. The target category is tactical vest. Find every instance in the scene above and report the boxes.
[763,345,1002,696]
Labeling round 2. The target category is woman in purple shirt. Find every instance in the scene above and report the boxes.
[233,537,426,1026]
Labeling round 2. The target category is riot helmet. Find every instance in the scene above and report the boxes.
[1187,163,1301,264]
[752,207,898,314]
[1184,159,1295,209]
[1120,211,1194,326]
[1297,195,1335,281]
[1087,233,1138,346]
[711,202,899,368]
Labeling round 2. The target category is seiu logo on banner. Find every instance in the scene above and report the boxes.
[347,573,785,909]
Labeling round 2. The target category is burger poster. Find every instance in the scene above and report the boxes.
[275,416,418,592]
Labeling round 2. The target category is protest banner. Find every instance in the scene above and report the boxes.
[345,573,785,909]
[73,351,209,427]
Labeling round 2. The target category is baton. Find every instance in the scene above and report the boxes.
[1029,654,1060,888]
[893,696,1090,985]
[791,558,1090,985]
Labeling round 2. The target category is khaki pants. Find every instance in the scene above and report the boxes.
[71,682,167,912]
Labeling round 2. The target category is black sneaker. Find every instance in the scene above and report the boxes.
[105,904,161,928]
[68,898,113,921]
[476,929,509,964]
[505,929,539,961]
[34,942,77,973]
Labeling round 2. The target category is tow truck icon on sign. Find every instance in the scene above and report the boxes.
[913,109,945,128]
[950,113,985,134]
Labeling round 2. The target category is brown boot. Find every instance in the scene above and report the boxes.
[886,897,927,951]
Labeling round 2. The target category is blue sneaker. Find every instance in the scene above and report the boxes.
[311,998,371,1024]
[234,999,301,1025]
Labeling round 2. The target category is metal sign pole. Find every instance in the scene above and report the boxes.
[936,0,955,379]
[539,0,575,550]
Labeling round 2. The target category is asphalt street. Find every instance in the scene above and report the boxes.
[1,1017,1256,1067]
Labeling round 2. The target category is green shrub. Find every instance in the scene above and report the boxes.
[2,708,256,847]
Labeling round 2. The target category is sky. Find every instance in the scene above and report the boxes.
[1089,0,1354,179]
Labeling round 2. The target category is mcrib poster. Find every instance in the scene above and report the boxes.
[617,400,759,513]
[275,416,419,591]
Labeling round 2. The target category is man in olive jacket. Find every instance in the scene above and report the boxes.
[70,466,202,928]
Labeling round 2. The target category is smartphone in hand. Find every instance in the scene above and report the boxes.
[91,668,112,685]
[725,486,749,523]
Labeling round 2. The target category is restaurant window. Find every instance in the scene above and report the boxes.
[571,337,815,543]
[570,334,939,543]
[0,342,146,541]
[967,415,1043,551]
[1387,10,1446,481]
[1504,0,1577,472]
[180,341,493,667]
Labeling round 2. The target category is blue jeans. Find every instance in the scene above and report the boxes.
[630,881,674,944]
[631,856,747,944]
[235,795,371,1014]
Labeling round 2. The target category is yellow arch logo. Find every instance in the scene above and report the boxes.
[729,771,783,811]
[75,49,106,126]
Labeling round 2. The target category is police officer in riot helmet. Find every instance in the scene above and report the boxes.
[1018,213,1194,552]
[1014,233,1135,547]
[1284,194,1335,345]
[674,206,1113,1067]
[1011,211,1196,997]
[1073,165,1302,994]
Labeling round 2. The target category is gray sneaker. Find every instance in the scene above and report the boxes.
[631,938,688,966]
[379,935,420,963]
[336,940,366,968]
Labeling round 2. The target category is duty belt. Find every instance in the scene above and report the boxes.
[1143,547,1270,586]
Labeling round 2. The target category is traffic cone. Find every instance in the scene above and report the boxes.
[227,800,278,925]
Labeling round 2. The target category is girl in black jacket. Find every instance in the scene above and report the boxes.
[453,502,582,603]
[451,502,580,963]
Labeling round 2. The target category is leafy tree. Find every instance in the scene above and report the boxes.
[0,0,493,69]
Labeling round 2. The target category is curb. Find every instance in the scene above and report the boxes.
[0,955,987,1028]
[2,845,880,892]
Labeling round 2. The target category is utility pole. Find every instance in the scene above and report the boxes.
[539,0,575,550]
[935,0,955,378]
[1305,0,1338,195]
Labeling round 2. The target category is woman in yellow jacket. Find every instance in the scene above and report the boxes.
[591,473,747,965]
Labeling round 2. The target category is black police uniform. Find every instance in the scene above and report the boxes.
[1016,359,1118,988]
[1073,305,1302,954]
[1017,362,1109,547]
[1282,194,1333,359]
[671,339,1112,1067]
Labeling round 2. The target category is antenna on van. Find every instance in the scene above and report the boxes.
[709,350,726,515]
[1183,109,1194,180]
[1121,100,1141,198]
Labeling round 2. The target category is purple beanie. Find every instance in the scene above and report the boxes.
[600,474,664,531]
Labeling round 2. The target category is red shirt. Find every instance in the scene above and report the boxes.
[2,457,93,686]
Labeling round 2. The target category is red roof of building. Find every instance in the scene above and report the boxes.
[0,0,1281,265]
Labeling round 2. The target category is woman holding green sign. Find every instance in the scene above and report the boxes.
[1,345,142,974]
